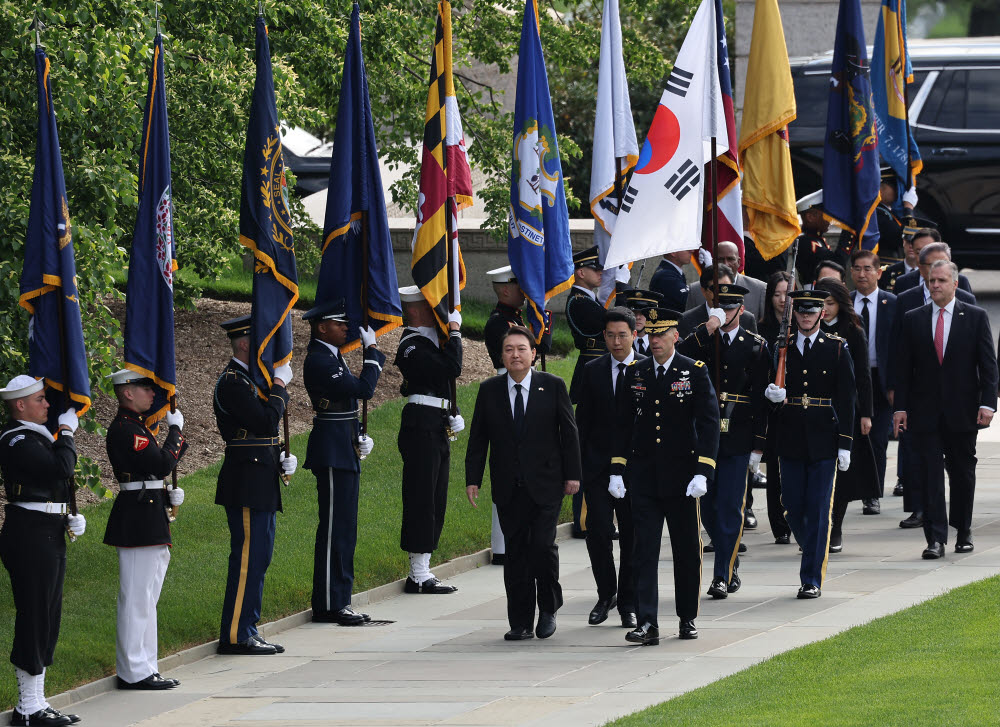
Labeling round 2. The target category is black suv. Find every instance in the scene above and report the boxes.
[788,38,1000,267]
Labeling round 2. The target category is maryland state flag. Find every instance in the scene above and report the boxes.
[320,3,401,354]
[124,33,176,426]
[240,16,299,395]
[411,0,474,336]
[508,0,574,343]
[823,0,881,251]
[738,0,800,260]
[19,47,91,417]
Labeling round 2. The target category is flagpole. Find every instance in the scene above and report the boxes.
[710,137,721,404]
[360,209,370,443]
[168,394,179,521]
[55,297,79,542]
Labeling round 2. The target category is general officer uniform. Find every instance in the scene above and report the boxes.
[396,286,462,594]
[677,284,770,598]
[0,375,82,727]
[104,369,187,690]
[214,316,292,655]
[612,308,720,644]
[302,299,384,625]
[770,291,855,598]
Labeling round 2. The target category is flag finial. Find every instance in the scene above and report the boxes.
[31,11,45,50]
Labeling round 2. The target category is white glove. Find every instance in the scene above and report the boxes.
[448,414,465,434]
[697,247,713,267]
[279,452,298,476]
[708,307,726,326]
[168,487,185,506]
[902,185,918,208]
[273,363,293,386]
[359,325,377,348]
[67,514,86,537]
[749,451,763,474]
[164,409,184,430]
[57,408,79,434]
[358,435,374,456]
[686,474,708,498]
[837,448,851,471]
[448,310,462,327]
[608,474,626,499]
[765,384,786,403]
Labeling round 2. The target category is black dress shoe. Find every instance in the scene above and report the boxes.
[727,571,742,593]
[797,584,821,599]
[829,531,843,553]
[955,538,974,553]
[153,673,180,687]
[536,612,557,639]
[217,638,277,655]
[404,576,458,594]
[625,622,660,645]
[44,708,80,725]
[862,498,881,515]
[744,508,758,530]
[503,627,534,641]
[738,542,748,553]
[679,619,699,639]
[571,527,587,539]
[620,610,637,629]
[117,673,180,690]
[314,606,369,625]
[10,709,70,726]
[922,542,945,559]
[588,597,617,625]
[893,480,904,496]
[252,634,284,653]
[774,533,791,545]
[707,578,728,599]
[703,541,715,553]
[900,512,924,529]
[491,553,506,566]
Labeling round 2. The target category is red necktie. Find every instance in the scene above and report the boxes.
[934,308,945,364]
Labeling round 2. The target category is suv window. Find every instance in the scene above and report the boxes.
[967,69,1000,129]
[791,68,929,131]
[918,68,1000,130]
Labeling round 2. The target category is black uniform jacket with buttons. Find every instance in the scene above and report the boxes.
[303,338,385,472]
[612,354,720,496]
[773,332,856,461]
[484,303,524,369]
[213,360,289,513]
[103,407,188,547]
[396,328,463,430]
[678,324,770,458]
[566,287,607,400]
[0,421,76,504]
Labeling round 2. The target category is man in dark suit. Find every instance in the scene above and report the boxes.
[849,249,896,515]
[576,307,643,630]
[612,307,720,644]
[893,260,997,559]
[465,326,582,641]
[893,239,973,297]
[684,241,767,321]
[648,250,692,311]
[679,265,758,339]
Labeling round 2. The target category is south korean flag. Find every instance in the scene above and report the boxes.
[604,0,725,268]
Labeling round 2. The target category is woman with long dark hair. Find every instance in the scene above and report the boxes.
[814,277,877,553]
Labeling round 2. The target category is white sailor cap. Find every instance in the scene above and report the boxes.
[0,375,44,401]
[107,369,155,387]
[398,285,425,303]
[487,265,517,285]
[796,190,823,212]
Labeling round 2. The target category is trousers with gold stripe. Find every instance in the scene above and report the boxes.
[219,506,276,646]
[779,458,836,589]
[702,453,750,583]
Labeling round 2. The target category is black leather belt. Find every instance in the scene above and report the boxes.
[314,411,359,422]
[225,436,281,447]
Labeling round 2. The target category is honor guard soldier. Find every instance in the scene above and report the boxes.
[214,315,297,655]
[677,284,770,598]
[764,290,855,599]
[612,308,720,645]
[302,299,383,626]
[622,289,664,357]
[396,286,463,594]
[104,370,187,690]
[0,376,83,727]
[794,191,847,285]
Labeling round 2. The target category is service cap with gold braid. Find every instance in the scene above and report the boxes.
[220,315,251,339]
[644,307,683,334]
[788,289,830,313]
[621,288,664,312]
[573,245,603,271]
[709,282,749,310]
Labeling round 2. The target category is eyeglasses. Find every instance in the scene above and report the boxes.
[605,333,633,341]
[851,265,877,273]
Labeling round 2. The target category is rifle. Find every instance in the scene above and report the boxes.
[773,238,800,387]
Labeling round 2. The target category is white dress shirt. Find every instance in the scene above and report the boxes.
[653,353,676,378]
[316,339,341,357]
[634,333,649,355]
[610,350,636,394]
[507,369,532,417]
[231,357,249,371]
[572,285,597,301]
[931,296,956,353]
[795,329,821,355]
[853,290,879,367]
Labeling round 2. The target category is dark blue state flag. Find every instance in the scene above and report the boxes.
[822,0,881,251]
[240,16,299,395]
[125,33,176,425]
[19,47,91,418]
[319,2,401,354]
[507,0,574,342]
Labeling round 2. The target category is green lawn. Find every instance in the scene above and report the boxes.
[606,575,1000,727]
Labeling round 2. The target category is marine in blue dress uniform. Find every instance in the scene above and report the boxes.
[214,316,297,655]
[302,299,384,625]
[765,290,856,599]
[612,308,720,645]
[678,283,770,599]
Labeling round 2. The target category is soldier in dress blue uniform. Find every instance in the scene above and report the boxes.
[621,289,663,357]
[0,375,83,727]
[104,369,187,690]
[612,308,720,645]
[678,284,770,599]
[764,290,855,599]
[302,299,383,626]
[214,315,297,655]
[396,286,463,594]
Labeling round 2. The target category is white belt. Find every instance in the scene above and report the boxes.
[13,502,68,515]
[120,480,166,491]
[407,395,451,410]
